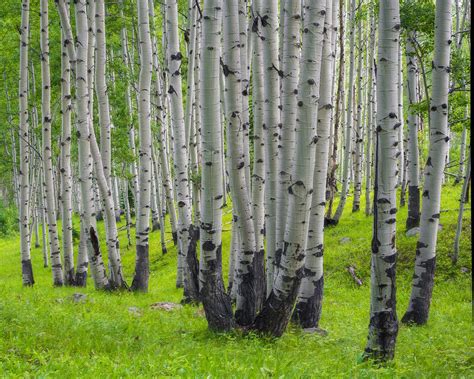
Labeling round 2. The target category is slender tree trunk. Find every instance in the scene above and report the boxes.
[294,0,334,328]
[253,1,326,337]
[199,0,233,331]
[364,0,400,362]
[130,0,153,292]
[332,0,356,223]
[405,33,421,230]
[19,0,34,286]
[41,0,64,286]
[402,0,453,326]
[165,0,199,302]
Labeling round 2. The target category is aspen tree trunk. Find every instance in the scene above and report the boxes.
[402,0,453,326]
[352,15,363,212]
[452,151,471,263]
[326,0,345,221]
[41,0,64,286]
[199,0,233,331]
[165,0,199,302]
[152,148,167,254]
[332,0,356,223]
[253,1,326,337]
[19,0,34,286]
[60,18,75,285]
[223,0,258,326]
[276,0,301,266]
[261,0,281,294]
[294,0,334,328]
[250,0,266,310]
[398,45,406,205]
[130,0,153,292]
[39,169,49,268]
[365,10,376,216]
[364,0,400,361]
[455,125,468,184]
[405,33,421,230]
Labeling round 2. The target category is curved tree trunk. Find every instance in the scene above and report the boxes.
[363,0,400,362]
[402,0,453,326]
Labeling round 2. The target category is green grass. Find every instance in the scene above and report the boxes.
[0,185,472,377]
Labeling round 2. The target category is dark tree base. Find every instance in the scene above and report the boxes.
[96,212,103,221]
[172,231,178,246]
[402,256,436,325]
[130,244,149,292]
[364,310,398,362]
[200,244,234,331]
[235,256,257,327]
[352,204,360,212]
[324,217,338,227]
[254,249,266,313]
[75,271,87,287]
[251,268,303,337]
[21,259,35,286]
[162,246,168,255]
[35,242,40,248]
[183,225,200,303]
[64,268,76,286]
[152,222,161,231]
[406,186,420,230]
[293,276,324,328]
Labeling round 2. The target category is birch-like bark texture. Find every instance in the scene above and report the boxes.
[365,10,376,216]
[60,18,75,285]
[199,0,233,331]
[250,0,266,310]
[352,14,363,213]
[19,0,34,286]
[261,0,281,295]
[165,0,199,302]
[398,44,406,204]
[276,0,301,268]
[332,0,356,223]
[405,33,420,230]
[364,0,400,361]
[41,0,64,286]
[294,0,334,328]
[253,1,326,337]
[223,0,257,327]
[131,0,153,292]
[402,0,453,326]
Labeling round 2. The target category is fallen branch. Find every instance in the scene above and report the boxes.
[346,266,363,286]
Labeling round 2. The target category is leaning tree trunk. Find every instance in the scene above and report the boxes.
[19,0,34,286]
[405,32,421,230]
[363,0,400,362]
[332,0,356,223]
[165,0,199,302]
[199,0,234,332]
[294,0,334,329]
[130,0,153,292]
[260,0,281,294]
[223,0,258,327]
[402,0,453,326]
[59,16,75,285]
[41,0,64,286]
[253,1,326,337]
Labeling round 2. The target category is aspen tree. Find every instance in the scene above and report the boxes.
[19,0,34,286]
[402,0,453,326]
[253,1,326,337]
[364,0,400,361]
[130,0,153,292]
[199,0,234,331]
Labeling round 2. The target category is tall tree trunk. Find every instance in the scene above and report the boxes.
[402,0,453,326]
[41,0,64,286]
[130,0,153,292]
[165,0,199,302]
[253,1,326,337]
[19,0,34,286]
[294,0,334,328]
[261,0,281,295]
[199,0,234,331]
[363,0,400,362]
[332,0,356,223]
[223,0,258,327]
[405,32,421,230]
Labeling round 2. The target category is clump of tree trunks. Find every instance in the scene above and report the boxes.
[7,0,468,363]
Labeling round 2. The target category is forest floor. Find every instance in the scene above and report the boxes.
[0,185,472,377]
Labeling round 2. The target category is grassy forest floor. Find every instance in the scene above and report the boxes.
[0,185,472,377]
